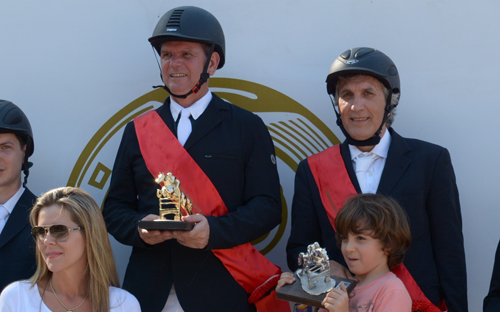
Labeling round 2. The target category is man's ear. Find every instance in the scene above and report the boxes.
[207,52,220,76]
[22,144,26,164]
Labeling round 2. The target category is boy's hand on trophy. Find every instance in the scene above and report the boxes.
[276,272,296,291]
[322,283,349,312]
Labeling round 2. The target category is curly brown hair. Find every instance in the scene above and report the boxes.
[335,193,411,270]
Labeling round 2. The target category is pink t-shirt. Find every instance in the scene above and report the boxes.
[348,271,411,312]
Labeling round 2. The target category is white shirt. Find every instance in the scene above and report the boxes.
[349,130,392,194]
[0,281,141,312]
[0,186,25,235]
[170,91,212,124]
[166,92,213,312]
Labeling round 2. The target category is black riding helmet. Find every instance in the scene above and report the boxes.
[326,47,400,146]
[0,100,34,187]
[149,6,225,98]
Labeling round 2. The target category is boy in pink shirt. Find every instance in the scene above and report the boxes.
[278,194,412,312]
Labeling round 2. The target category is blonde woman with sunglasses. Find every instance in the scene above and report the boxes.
[0,187,140,312]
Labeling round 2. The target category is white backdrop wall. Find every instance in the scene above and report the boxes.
[1,1,499,311]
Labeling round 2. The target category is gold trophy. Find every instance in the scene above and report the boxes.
[276,242,356,308]
[138,172,194,231]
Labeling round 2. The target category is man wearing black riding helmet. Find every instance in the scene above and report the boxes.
[103,6,285,312]
[287,47,467,312]
[0,100,37,292]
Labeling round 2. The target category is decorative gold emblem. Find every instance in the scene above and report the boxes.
[156,172,193,221]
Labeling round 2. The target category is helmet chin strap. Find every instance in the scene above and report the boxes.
[153,44,215,99]
[329,92,396,147]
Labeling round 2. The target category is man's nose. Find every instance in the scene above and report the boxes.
[170,54,183,67]
[350,96,365,112]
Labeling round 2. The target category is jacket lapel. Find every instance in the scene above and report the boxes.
[340,142,362,193]
[377,128,412,195]
[157,98,176,133]
[0,190,33,249]
[183,94,227,149]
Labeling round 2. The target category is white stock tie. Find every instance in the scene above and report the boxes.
[355,153,379,194]
[0,206,9,234]
[177,108,192,147]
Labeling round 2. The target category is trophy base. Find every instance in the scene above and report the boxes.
[276,272,356,308]
[138,220,194,231]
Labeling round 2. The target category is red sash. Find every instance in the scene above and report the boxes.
[308,145,444,312]
[134,110,289,311]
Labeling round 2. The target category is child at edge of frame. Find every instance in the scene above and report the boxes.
[277,193,412,312]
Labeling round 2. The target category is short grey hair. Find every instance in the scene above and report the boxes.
[334,75,400,128]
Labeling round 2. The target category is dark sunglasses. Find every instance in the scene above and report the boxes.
[31,225,82,243]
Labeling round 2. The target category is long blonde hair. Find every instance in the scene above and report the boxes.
[29,187,119,312]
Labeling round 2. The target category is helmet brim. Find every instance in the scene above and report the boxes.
[326,68,397,95]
